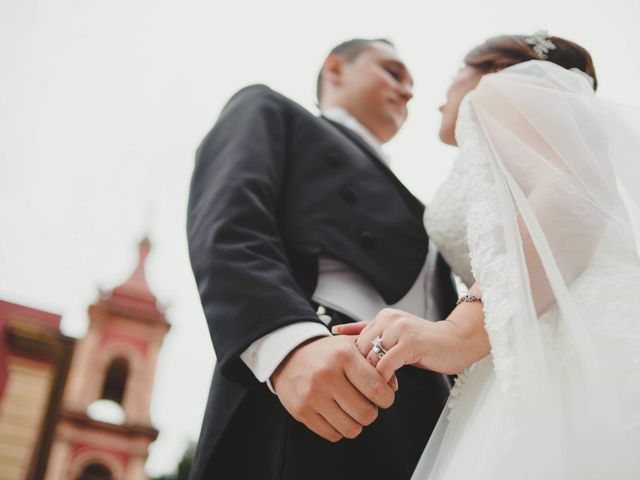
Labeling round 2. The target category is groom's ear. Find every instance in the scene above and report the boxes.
[322,54,345,87]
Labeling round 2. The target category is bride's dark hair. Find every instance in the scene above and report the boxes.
[464,34,598,90]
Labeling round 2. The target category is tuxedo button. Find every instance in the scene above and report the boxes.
[359,231,376,250]
[325,152,343,168]
[340,187,356,204]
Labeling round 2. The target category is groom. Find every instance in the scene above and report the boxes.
[187,38,458,480]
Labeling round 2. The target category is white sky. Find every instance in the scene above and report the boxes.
[2,0,639,476]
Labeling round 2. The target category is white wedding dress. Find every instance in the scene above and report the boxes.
[418,61,640,479]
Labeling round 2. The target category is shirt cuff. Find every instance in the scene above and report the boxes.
[240,321,331,394]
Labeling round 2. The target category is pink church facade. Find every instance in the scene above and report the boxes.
[0,239,170,480]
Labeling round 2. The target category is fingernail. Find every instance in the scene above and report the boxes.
[390,377,399,391]
[331,326,339,335]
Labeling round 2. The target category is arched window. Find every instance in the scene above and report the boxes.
[76,463,113,480]
[101,357,129,405]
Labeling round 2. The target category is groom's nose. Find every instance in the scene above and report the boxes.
[398,84,413,103]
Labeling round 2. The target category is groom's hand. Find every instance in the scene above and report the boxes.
[271,335,396,442]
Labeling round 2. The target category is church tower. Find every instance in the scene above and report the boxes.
[45,239,170,480]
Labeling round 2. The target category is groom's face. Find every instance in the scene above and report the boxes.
[338,43,414,143]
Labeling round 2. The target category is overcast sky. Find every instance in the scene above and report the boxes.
[2,0,640,476]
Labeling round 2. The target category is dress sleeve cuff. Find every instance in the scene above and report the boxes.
[240,322,331,394]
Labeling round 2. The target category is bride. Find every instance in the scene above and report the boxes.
[334,32,640,479]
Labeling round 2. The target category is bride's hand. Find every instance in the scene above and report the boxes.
[333,309,472,381]
[331,322,368,336]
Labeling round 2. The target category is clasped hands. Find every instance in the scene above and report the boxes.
[271,308,466,443]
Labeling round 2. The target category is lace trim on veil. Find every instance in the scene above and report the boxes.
[454,95,521,397]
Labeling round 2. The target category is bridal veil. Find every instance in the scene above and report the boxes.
[414,60,640,479]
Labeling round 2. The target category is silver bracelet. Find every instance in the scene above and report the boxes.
[456,293,482,306]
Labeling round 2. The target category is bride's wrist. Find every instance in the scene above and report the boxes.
[445,304,490,370]
[420,320,468,374]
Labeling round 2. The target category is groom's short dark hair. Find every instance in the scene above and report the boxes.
[316,38,395,103]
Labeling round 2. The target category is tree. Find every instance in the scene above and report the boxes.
[152,442,195,480]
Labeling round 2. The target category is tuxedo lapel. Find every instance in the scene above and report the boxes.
[322,117,425,217]
[322,117,390,170]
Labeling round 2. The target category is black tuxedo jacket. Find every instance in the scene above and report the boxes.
[187,85,458,480]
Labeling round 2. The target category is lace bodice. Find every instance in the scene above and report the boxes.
[424,99,477,289]
[423,163,473,288]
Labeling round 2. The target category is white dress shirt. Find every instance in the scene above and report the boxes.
[240,107,439,392]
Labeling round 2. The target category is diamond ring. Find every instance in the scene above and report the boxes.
[371,336,387,359]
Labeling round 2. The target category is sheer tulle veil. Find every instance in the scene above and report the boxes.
[413,61,640,479]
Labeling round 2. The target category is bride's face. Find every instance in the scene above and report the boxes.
[439,65,484,146]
